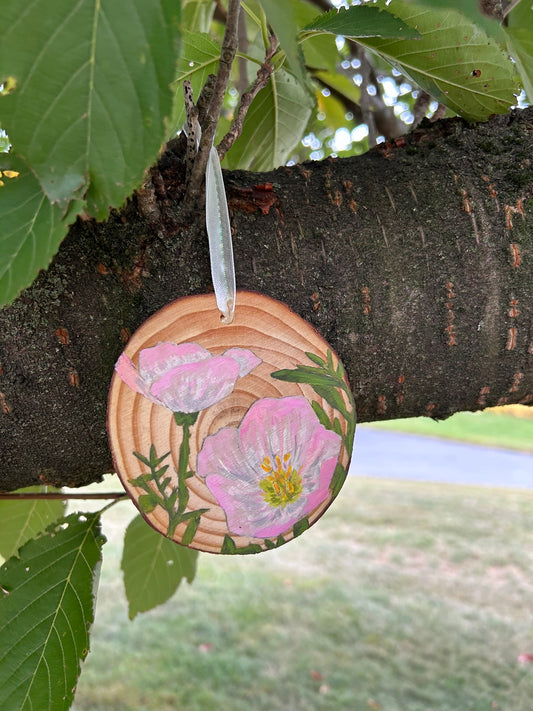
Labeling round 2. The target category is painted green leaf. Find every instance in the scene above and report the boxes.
[271,365,339,389]
[330,463,348,499]
[258,0,306,84]
[312,383,348,417]
[505,2,533,102]
[0,486,65,561]
[0,0,181,217]
[302,4,421,39]
[181,513,203,546]
[292,516,310,537]
[171,30,222,135]
[224,67,314,170]
[221,534,238,554]
[235,542,264,555]
[305,351,326,367]
[121,514,198,620]
[0,512,105,711]
[220,534,263,555]
[311,400,333,430]
[138,493,159,514]
[0,154,83,308]
[359,0,519,121]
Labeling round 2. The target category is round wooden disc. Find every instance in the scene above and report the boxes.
[107,291,355,554]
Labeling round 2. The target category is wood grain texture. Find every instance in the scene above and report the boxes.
[107,291,353,554]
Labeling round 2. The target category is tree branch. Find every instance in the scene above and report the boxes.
[1,109,533,491]
[217,33,277,160]
[185,0,241,206]
[0,492,126,500]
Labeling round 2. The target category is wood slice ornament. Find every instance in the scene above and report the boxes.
[108,291,355,554]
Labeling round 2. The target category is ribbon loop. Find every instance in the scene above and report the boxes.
[205,144,236,323]
[182,82,236,324]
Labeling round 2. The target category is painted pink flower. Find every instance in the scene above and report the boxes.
[115,342,261,413]
[197,396,342,538]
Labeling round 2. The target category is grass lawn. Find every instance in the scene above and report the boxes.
[72,475,533,711]
[368,406,533,453]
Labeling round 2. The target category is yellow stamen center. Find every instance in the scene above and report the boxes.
[259,453,303,509]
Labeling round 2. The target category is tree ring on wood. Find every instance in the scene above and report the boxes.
[107,291,355,554]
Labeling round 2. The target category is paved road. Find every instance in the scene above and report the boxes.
[349,427,533,489]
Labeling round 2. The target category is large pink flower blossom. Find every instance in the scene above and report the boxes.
[197,396,342,538]
[115,342,261,413]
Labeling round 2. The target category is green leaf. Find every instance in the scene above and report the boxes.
[359,1,519,122]
[137,494,159,514]
[505,3,533,102]
[336,359,346,379]
[221,534,263,555]
[182,0,216,34]
[293,0,339,73]
[0,487,66,561]
[302,4,421,39]
[402,0,505,41]
[292,516,310,538]
[305,351,326,367]
[171,30,221,134]
[271,366,339,389]
[330,463,348,499]
[0,154,82,308]
[311,400,333,430]
[233,542,264,555]
[258,0,306,84]
[0,0,181,217]
[121,514,198,620]
[0,512,105,711]
[181,514,201,546]
[315,69,362,104]
[132,450,151,468]
[221,534,237,554]
[224,67,314,171]
[313,383,348,418]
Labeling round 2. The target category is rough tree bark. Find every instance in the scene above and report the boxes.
[1,109,532,491]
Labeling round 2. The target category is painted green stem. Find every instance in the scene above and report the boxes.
[132,411,207,541]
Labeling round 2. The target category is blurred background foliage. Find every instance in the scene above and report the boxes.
[176,0,530,167]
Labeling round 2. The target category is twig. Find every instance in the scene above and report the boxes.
[0,492,127,500]
[236,8,250,97]
[183,81,199,183]
[185,0,241,207]
[217,33,277,160]
[196,74,217,126]
[502,0,522,17]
